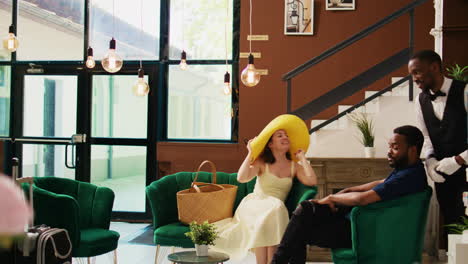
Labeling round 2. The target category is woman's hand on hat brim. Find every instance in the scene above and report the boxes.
[246,137,256,153]
[295,149,307,162]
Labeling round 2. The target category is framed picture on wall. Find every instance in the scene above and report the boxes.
[326,0,355,11]
[284,0,314,35]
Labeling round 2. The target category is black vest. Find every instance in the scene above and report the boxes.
[419,79,467,160]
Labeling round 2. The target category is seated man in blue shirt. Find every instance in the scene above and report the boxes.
[271,125,429,264]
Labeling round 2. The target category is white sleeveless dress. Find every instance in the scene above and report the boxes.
[211,163,294,260]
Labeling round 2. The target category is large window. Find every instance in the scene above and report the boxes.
[168,65,232,140]
[92,75,149,138]
[167,0,235,140]
[90,0,160,60]
[17,0,85,60]
[0,66,10,136]
[169,0,233,60]
[23,76,77,137]
[0,0,12,61]
[91,145,146,212]
[3,0,237,141]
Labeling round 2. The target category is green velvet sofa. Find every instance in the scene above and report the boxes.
[146,171,317,263]
[22,177,120,262]
[332,187,432,264]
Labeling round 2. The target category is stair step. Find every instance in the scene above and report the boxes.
[365,91,378,98]
[311,119,340,130]
[391,77,420,96]
[338,105,364,114]
[339,102,378,115]
[307,93,418,158]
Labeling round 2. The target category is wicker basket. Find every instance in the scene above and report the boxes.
[177,160,238,224]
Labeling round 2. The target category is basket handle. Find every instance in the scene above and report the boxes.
[192,160,217,187]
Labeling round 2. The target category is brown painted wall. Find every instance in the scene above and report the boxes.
[156,0,435,174]
[442,0,468,67]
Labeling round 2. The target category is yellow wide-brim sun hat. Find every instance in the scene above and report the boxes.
[249,114,310,163]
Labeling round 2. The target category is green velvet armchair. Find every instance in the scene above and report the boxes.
[332,187,432,264]
[146,171,317,264]
[23,177,120,263]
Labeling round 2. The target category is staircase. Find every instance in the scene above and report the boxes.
[306,77,419,158]
[281,0,430,156]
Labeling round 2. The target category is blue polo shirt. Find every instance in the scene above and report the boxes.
[372,161,428,201]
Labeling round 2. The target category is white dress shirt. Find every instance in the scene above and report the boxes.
[415,77,468,162]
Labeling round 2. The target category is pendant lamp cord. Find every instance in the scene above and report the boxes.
[249,0,252,54]
[112,0,115,38]
[140,0,143,68]
[225,0,229,70]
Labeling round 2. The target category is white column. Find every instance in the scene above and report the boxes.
[430,0,443,57]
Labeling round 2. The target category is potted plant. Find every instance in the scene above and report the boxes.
[446,64,468,82]
[185,221,219,256]
[348,112,375,158]
[447,216,468,240]
[446,216,468,262]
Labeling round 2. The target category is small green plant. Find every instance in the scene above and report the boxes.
[348,112,375,147]
[446,64,468,82]
[184,221,219,245]
[446,216,468,234]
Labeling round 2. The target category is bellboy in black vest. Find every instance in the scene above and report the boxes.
[409,50,468,225]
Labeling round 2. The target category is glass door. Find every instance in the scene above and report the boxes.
[5,64,157,220]
[8,65,85,180]
[89,73,152,216]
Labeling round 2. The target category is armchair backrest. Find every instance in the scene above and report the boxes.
[146,172,317,229]
[349,187,432,263]
[22,183,81,246]
[33,177,115,230]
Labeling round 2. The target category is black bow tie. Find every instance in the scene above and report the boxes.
[429,90,446,101]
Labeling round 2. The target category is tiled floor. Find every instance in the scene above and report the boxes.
[76,222,449,264]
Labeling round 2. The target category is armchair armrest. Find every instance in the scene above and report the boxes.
[146,176,180,229]
[23,184,81,246]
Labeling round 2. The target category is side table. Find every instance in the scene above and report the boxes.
[168,251,229,264]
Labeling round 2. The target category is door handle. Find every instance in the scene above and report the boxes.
[65,143,76,169]
[64,134,85,169]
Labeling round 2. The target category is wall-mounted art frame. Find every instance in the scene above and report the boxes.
[326,0,355,11]
[284,0,314,35]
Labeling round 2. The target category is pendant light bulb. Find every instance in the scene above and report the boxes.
[223,71,231,95]
[3,25,19,52]
[85,47,96,69]
[102,38,123,73]
[132,68,150,96]
[179,50,188,70]
[241,54,260,87]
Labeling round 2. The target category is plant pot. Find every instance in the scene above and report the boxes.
[364,147,375,158]
[195,244,208,256]
[463,230,468,243]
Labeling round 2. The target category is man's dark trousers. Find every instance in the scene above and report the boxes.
[435,167,468,225]
[271,201,353,264]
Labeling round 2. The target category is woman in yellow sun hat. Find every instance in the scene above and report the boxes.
[211,114,317,264]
